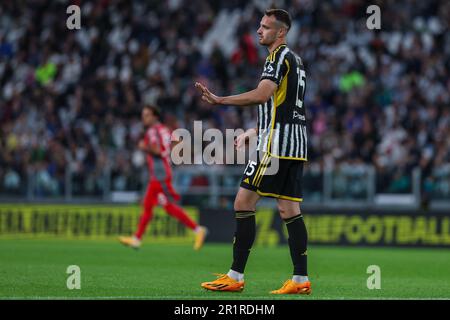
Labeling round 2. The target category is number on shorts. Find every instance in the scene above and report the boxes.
[244,160,257,176]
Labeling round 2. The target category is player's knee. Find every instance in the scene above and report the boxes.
[278,207,288,219]
[277,202,300,219]
[233,198,255,212]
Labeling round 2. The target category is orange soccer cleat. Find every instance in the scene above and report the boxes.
[118,236,141,249]
[270,279,312,295]
[193,226,208,251]
[201,274,245,292]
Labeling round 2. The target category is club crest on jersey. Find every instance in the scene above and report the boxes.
[265,64,274,73]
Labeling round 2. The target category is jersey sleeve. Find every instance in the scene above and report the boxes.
[260,48,289,86]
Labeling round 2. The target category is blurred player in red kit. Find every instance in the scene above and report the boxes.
[119,105,208,250]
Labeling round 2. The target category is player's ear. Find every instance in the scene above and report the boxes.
[277,27,284,38]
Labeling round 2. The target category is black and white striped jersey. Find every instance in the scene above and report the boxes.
[256,44,307,160]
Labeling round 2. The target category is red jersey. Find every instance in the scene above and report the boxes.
[143,123,173,182]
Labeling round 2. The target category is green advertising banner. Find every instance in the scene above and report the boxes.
[199,208,450,247]
[304,214,450,246]
[0,204,199,243]
[2,204,449,247]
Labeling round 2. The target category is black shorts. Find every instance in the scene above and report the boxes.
[240,151,304,202]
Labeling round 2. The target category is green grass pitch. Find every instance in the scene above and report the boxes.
[0,239,449,300]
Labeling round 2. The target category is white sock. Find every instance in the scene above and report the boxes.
[227,269,244,282]
[292,275,309,283]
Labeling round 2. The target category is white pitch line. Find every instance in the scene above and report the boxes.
[1,296,450,300]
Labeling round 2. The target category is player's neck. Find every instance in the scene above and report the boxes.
[268,40,287,54]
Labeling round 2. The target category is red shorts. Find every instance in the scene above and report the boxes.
[142,179,181,208]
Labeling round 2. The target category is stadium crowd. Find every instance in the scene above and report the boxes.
[0,0,449,202]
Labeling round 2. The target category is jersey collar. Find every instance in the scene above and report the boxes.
[270,43,287,53]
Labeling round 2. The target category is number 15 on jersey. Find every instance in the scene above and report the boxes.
[296,67,306,109]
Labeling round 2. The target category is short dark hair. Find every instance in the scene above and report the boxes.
[265,8,291,31]
[143,104,161,119]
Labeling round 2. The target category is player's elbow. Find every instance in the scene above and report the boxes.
[255,82,275,104]
[254,92,271,104]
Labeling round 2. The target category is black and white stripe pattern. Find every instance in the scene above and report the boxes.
[275,47,289,80]
[256,116,308,159]
[256,45,308,160]
[256,99,273,153]
[273,123,307,159]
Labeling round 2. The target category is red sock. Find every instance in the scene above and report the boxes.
[164,202,197,230]
[135,207,153,240]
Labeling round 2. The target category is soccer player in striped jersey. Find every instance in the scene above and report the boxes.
[195,9,311,295]
[119,105,207,250]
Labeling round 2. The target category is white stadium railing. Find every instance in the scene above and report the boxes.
[1,162,449,210]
